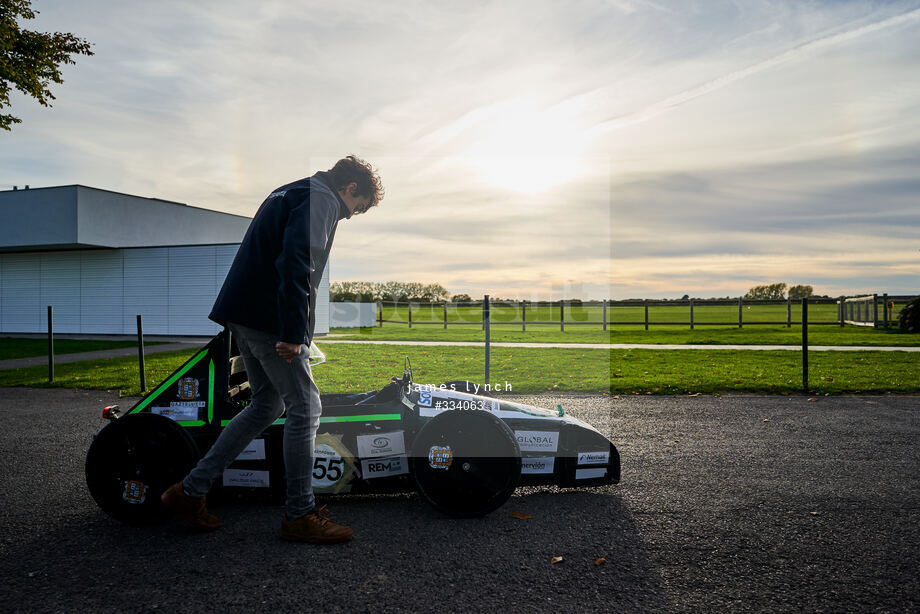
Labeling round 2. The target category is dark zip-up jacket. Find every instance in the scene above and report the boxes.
[209,171,348,344]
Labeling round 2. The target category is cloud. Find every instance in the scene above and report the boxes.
[3,0,919,298]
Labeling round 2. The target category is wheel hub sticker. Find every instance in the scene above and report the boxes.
[428,445,453,469]
[122,480,148,504]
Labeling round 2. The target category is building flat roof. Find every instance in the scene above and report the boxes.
[0,185,251,252]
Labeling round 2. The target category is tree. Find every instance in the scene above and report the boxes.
[745,283,787,300]
[1,0,93,130]
[451,293,472,303]
[788,285,814,300]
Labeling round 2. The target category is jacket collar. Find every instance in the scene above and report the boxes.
[313,171,351,220]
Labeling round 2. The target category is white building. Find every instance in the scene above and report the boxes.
[0,185,330,336]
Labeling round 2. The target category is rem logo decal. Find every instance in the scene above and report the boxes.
[515,430,559,453]
[360,455,409,478]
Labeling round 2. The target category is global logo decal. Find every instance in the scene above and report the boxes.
[372,437,390,449]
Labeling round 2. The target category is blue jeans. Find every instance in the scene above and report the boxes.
[183,323,322,518]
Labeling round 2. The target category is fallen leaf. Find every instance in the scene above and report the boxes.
[808,398,819,402]
[511,512,532,520]
[763,418,771,422]
[551,556,563,564]
[810,511,820,516]
[594,557,606,566]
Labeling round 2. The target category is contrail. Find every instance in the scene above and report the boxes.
[591,7,920,135]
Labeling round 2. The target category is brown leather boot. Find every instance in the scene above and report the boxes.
[280,506,354,544]
[160,482,223,531]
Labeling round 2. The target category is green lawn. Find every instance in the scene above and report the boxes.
[0,337,165,360]
[0,342,917,397]
[331,323,920,346]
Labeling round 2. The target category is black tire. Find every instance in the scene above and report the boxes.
[85,413,199,525]
[437,380,494,397]
[410,410,521,517]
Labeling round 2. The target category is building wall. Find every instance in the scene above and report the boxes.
[330,302,377,328]
[0,245,333,337]
[0,246,237,336]
[315,265,330,336]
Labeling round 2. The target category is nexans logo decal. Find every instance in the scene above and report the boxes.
[514,430,560,453]
[356,431,406,459]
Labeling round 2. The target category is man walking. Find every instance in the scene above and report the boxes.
[161,156,384,543]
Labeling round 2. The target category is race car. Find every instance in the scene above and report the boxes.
[85,330,620,524]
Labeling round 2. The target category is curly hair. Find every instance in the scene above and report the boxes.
[327,155,385,208]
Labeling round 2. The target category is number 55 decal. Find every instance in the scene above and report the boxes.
[312,434,357,493]
[313,456,344,482]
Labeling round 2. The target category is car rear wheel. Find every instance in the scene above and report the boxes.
[410,410,520,517]
[85,413,199,525]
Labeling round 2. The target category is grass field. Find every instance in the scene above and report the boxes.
[1,342,917,397]
[0,337,164,360]
[331,323,920,346]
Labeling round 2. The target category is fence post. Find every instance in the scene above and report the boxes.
[378,301,382,328]
[136,314,146,393]
[689,298,694,330]
[602,300,607,332]
[873,294,879,328]
[443,302,447,330]
[408,302,412,328]
[802,298,809,393]
[839,296,845,327]
[644,300,649,331]
[47,305,54,383]
[560,301,565,332]
[738,297,743,328]
[786,296,791,327]
[521,301,526,332]
[883,293,889,328]
[484,295,491,385]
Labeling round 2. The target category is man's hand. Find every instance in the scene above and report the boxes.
[275,341,302,363]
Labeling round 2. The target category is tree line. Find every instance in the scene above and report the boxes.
[744,283,814,300]
[330,281,450,303]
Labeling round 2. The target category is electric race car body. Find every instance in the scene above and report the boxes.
[86,331,619,523]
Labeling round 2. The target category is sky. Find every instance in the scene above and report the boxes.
[2,0,919,299]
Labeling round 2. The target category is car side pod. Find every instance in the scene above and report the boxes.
[85,413,200,525]
[410,410,522,517]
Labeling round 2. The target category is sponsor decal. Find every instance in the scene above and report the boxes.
[360,455,409,478]
[521,457,555,474]
[577,451,610,465]
[356,431,406,459]
[311,434,357,493]
[235,438,266,461]
[122,480,147,504]
[418,388,433,407]
[428,445,453,470]
[151,404,199,422]
[515,430,560,453]
[222,469,270,488]
[575,468,607,480]
[177,377,200,400]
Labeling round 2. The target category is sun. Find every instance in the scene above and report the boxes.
[462,99,586,193]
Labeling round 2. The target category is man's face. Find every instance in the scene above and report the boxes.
[340,183,372,218]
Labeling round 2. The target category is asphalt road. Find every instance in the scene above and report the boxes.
[1,388,918,613]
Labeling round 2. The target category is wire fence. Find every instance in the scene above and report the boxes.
[374,294,914,331]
